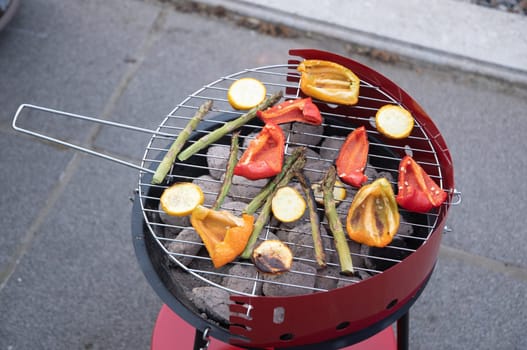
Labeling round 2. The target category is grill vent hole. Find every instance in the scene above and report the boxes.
[279,333,294,341]
[386,299,398,310]
[336,321,350,330]
[273,306,285,324]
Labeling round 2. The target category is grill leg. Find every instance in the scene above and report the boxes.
[193,328,210,350]
[397,311,409,350]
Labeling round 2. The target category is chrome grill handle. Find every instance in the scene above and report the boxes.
[11,104,169,174]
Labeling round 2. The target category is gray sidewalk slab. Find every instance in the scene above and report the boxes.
[1,0,527,349]
[198,0,527,86]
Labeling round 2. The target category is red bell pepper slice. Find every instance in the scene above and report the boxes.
[257,97,322,125]
[336,126,369,187]
[396,155,447,213]
[234,122,285,180]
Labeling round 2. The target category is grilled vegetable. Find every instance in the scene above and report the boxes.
[227,77,267,110]
[396,155,447,213]
[311,179,347,205]
[336,126,369,188]
[375,104,414,139]
[297,59,360,105]
[160,182,205,216]
[252,239,293,274]
[296,171,327,269]
[234,122,285,180]
[322,166,354,276]
[212,131,239,210]
[152,100,213,184]
[346,177,400,248]
[244,147,306,215]
[257,97,322,125]
[190,205,255,268]
[271,186,306,223]
[178,91,283,161]
[240,149,306,259]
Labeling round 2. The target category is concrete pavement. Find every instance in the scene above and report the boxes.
[1,0,526,349]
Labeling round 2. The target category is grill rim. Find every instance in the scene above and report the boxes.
[134,49,455,348]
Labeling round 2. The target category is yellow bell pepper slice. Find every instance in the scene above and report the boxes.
[346,178,400,247]
[297,59,360,105]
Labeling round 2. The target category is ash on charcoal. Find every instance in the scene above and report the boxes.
[218,200,247,215]
[276,223,332,266]
[319,136,344,160]
[282,122,325,147]
[287,147,329,184]
[262,261,317,296]
[228,174,268,203]
[207,144,240,180]
[165,228,203,267]
[190,286,232,325]
[158,202,190,237]
[193,174,222,206]
[223,264,262,295]
[361,237,411,271]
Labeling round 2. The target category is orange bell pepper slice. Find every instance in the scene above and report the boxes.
[346,178,400,248]
[190,205,255,268]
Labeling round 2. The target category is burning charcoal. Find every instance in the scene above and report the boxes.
[165,228,202,267]
[374,170,395,185]
[207,144,240,180]
[361,237,410,272]
[287,147,329,184]
[192,174,222,206]
[158,202,190,237]
[364,165,379,183]
[336,275,362,288]
[277,223,331,266]
[397,219,414,236]
[223,264,262,295]
[218,200,247,215]
[282,122,325,146]
[190,286,232,325]
[262,261,317,296]
[228,175,268,203]
[319,136,344,160]
[314,266,341,290]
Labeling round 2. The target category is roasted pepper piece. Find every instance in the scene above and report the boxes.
[336,126,369,188]
[346,178,400,248]
[297,59,361,105]
[396,155,447,213]
[190,205,255,268]
[257,97,322,125]
[234,122,285,180]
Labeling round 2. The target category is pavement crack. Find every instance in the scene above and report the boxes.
[0,8,169,293]
[439,244,527,281]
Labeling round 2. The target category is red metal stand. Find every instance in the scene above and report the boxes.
[151,304,397,350]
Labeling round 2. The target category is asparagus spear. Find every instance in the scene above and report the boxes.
[212,131,239,210]
[240,150,306,259]
[177,91,283,162]
[322,165,354,276]
[152,100,213,184]
[296,171,327,269]
[244,147,306,215]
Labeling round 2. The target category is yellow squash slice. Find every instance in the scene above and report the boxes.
[160,182,204,216]
[271,186,306,223]
[227,77,267,110]
[375,104,414,139]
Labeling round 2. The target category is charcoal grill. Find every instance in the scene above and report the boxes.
[12,49,460,349]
